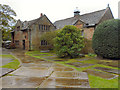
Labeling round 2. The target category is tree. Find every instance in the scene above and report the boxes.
[0,4,16,41]
[54,25,84,58]
[40,30,61,49]
[92,19,120,59]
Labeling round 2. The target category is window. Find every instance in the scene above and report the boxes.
[39,24,41,30]
[44,25,45,30]
[39,24,50,31]
[41,40,47,46]
[17,26,20,30]
[81,30,84,36]
[46,26,47,30]
[48,26,50,30]
[15,40,19,45]
[42,25,43,30]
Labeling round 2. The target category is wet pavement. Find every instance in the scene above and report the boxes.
[0,48,15,77]
[1,49,90,88]
[0,68,14,77]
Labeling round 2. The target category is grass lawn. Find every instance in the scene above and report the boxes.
[0,54,20,69]
[26,51,119,88]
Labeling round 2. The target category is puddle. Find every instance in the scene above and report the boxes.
[94,67,119,74]
[83,69,118,79]
[2,76,45,88]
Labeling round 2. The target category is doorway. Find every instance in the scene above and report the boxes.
[23,40,25,50]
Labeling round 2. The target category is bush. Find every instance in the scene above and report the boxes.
[80,38,94,54]
[92,19,120,59]
[40,30,61,49]
[54,25,84,58]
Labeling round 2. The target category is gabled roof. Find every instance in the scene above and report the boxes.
[20,15,55,30]
[54,7,112,29]
[21,17,40,30]
[80,9,106,24]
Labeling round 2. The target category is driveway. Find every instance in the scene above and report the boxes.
[1,49,90,88]
[0,48,15,78]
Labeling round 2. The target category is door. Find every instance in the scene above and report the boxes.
[23,40,25,50]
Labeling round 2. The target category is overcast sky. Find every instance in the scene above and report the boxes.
[1,0,120,23]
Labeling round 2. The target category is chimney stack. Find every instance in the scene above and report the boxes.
[40,13,43,17]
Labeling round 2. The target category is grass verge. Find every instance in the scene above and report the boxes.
[0,54,20,69]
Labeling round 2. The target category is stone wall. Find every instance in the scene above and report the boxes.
[13,30,29,50]
[84,27,95,40]
[30,16,55,50]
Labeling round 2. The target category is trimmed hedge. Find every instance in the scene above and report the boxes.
[92,19,120,59]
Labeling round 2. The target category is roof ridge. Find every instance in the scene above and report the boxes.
[54,9,106,23]
[80,9,106,16]
[54,16,74,23]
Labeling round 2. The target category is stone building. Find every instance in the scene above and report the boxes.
[54,6,114,40]
[11,14,56,50]
[11,5,114,50]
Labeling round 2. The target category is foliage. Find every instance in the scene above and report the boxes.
[54,25,84,58]
[80,38,94,54]
[0,4,16,41]
[88,74,118,88]
[92,19,120,59]
[87,53,97,57]
[2,29,12,41]
[1,59,20,69]
[40,30,61,49]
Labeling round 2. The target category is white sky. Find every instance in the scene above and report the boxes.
[1,0,120,23]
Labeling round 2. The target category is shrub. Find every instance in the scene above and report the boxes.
[80,38,94,54]
[54,25,84,58]
[92,19,120,59]
[40,30,61,50]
